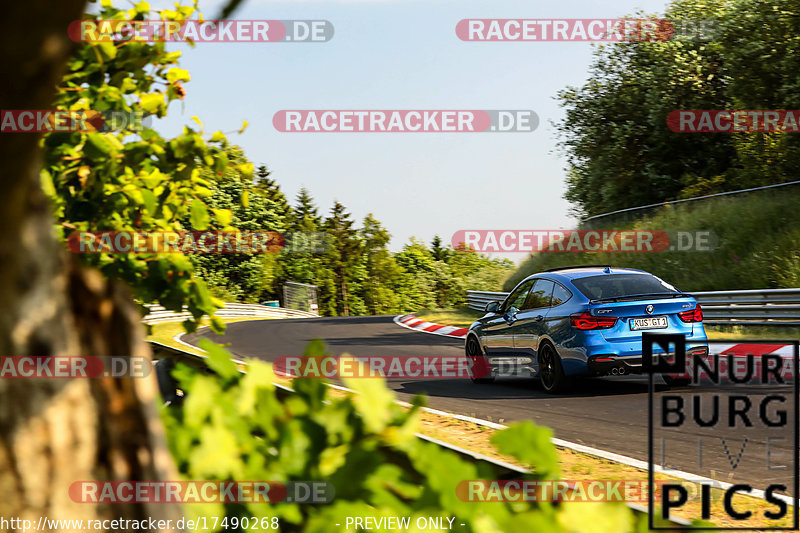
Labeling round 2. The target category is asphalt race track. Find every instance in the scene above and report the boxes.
[184,315,797,493]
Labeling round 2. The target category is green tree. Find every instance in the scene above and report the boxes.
[394,239,439,310]
[557,0,800,217]
[190,150,285,303]
[431,234,451,262]
[322,201,365,316]
[276,188,325,300]
[361,214,405,314]
[255,164,292,217]
[291,187,322,227]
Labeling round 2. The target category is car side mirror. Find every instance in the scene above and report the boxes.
[485,301,501,313]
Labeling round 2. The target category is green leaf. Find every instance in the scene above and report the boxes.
[133,1,150,14]
[96,42,117,61]
[141,189,157,215]
[40,170,56,198]
[139,92,165,114]
[196,338,239,380]
[119,78,137,93]
[491,421,560,479]
[236,162,253,177]
[163,51,182,62]
[190,200,210,230]
[189,423,242,478]
[319,445,349,476]
[340,355,395,433]
[212,208,233,226]
[85,132,113,156]
[167,68,191,83]
[189,278,217,316]
[140,168,166,188]
[209,316,226,335]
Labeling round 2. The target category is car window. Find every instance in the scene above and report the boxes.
[571,273,679,300]
[551,282,572,306]
[504,279,534,311]
[524,279,554,309]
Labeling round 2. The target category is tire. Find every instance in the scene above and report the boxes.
[466,336,495,384]
[538,343,568,394]
[662,375,691,387]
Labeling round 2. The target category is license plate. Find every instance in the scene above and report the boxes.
[630,316,668,330]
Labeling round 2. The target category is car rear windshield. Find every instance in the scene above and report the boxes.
[571,274,679,300]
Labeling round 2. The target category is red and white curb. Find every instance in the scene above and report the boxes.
[394,314,469,339]
[710,343,794,357]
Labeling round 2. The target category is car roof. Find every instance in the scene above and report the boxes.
[523,266,649,283]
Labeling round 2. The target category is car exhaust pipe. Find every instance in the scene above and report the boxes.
[617,366,627,375]
[610,368,619,375]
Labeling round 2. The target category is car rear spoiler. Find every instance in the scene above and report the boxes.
[590,292,689,304]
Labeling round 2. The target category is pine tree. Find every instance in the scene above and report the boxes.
[276,188,322,293]
[431,234,450,261]
[255,165,291,218]
[323,201,364,316]
[290,187,322,230]
[361,214,404,314]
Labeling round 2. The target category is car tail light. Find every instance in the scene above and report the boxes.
[570,312,617,330]
[678,305,703,323]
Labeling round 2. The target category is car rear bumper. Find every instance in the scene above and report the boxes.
[586,346,709,376]
[587,355,643,376]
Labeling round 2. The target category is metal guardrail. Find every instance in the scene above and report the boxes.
[142,302,318,324]
[467,288,800,326]
[466,291,510,312]
[581,179,800,223]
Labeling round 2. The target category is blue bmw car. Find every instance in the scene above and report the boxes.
[465,265,708,393]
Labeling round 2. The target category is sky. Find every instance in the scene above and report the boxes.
[145,0,672,259]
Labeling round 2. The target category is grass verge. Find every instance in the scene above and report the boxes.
[146,317,273,355]
[413,307,484,328]
[705,324,800,341]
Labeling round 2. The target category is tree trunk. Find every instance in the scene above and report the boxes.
[0,2,180,531]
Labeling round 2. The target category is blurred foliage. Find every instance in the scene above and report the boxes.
[161,340,655,532]
[42,0,237,333]
[558,0,800,217]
